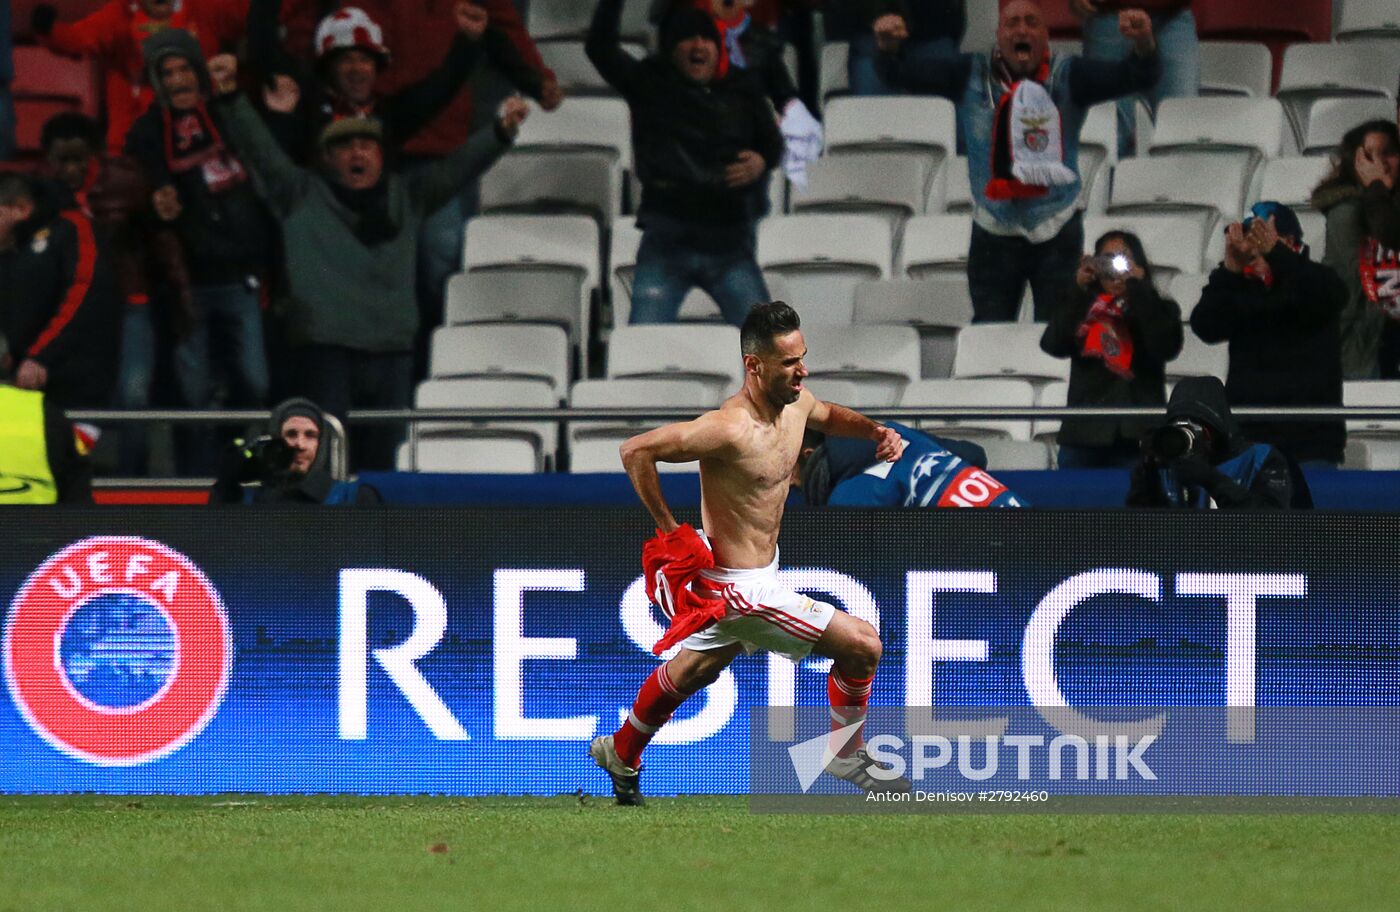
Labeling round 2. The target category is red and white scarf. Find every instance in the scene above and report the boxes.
[1077,294,1134,380]
[986,51,1075,201]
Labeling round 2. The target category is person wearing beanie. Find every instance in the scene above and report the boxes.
[247,1,512,166]
[123,29,275,474]
[209,52,526,471]
[1190,202,1348,469]
[29,0,271,153]
[588,0,784,325]
[1126,376,1296,509]
[874,1,1160,321]
[208,397,382,504]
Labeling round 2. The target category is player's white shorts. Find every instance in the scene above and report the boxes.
[681,549,836,662]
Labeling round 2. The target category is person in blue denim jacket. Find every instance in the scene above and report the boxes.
[875,1,1159,322]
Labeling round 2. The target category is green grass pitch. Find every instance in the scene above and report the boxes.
[3,796,1400,911]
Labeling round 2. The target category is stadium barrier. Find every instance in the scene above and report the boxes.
[1,508,1396,795]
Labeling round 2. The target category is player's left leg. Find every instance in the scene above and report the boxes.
[591,643,744,806]
[811,611,910,792]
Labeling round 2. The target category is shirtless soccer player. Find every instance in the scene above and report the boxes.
[590,301,911,805]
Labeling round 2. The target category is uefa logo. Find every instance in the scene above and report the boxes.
[3,537,232,766]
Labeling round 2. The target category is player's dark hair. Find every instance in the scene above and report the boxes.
[740,301,801,355]
[0,174,36,208]
[40,112,103,154]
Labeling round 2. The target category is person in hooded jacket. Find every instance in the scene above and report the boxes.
[1125,376,1295,509]
[794,420,1027,508]
[588,0,784,325]
[124,29,275,474]
[209,397,381,504]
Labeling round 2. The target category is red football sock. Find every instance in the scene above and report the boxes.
[828,668,874,758]
[613,662,692,769]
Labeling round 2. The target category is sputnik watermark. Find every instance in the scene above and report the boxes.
[786,726,1157,793]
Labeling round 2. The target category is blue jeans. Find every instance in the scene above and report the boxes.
[848,33,960,96]
[966,212,1084,322]
[630,218,769,326]
[173,283,269,474]
[174,283,270,408]
[299,345,414,472]
[1083,10,1200,157]
[113,302,155,474]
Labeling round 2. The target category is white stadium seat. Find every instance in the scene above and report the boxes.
[1169,273,1211,322]
[979,438,1053,471]
[853,277,972,378]
[819,41,850,108]
[900,214,972,276]
[790,154,927,223]
[800,324,922,406]
[1078,102,1118,213]
[823,96,957,159]
[480,154,620,224]
[1256,156,1333,208]
[412,378,558,470]
[900,378,1038,442]
[528,0,649,40]
[398,437,540,474]
[463,215,600,289]
[538,40,645,95]
[933,156,973,213]
[567,378,719,447]
[803,378,896,410]
[1199,41,1273,98]
[443,271,586,364]
[1167,334,1229,385]
[758,214,893,324]
[569,437,699,474]
[1109,155,1251,226]
[1031,379,1068,446]
[607,325,744,395]
[1301,96,1398,154]
[1344,380,1400,436]
[1277,41,1400,145]
[1336,0,1400,43]
[952,324,1070,389]
[1148,96,1287,160]
[428,324,570,395]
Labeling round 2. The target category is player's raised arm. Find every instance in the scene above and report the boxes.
[620,411,743,531]
[806,393,906,462]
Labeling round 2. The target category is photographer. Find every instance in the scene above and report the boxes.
[1126,376,1293,510]
[1041,230,1182,468]
[1190,202,1347,468]
[209,398,381,505]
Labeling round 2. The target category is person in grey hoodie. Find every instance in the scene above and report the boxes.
[208,53,527,470]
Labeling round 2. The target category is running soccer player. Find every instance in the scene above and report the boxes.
[591,301,911,804]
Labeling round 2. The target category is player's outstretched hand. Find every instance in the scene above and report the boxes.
[873,425,906,462]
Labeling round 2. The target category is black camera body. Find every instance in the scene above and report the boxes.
[1145,419,1208,462]
[232,436,296,483]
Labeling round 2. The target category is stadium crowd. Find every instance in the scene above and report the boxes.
[0,0,1397,482]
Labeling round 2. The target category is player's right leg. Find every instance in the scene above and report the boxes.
[590,643,743,806]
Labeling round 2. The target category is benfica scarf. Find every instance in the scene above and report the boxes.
[709,8,750,79]
[986,51,1075,201]
[1077,294,1135,380]
[161,104,247,194]
[1359,237,1400,320]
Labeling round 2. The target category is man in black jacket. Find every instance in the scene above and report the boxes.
[588,0,784,325]
[125,29,276,472]
[1126,376,1295,509]
[0,173,120,410]
[1190,202,1347,468]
